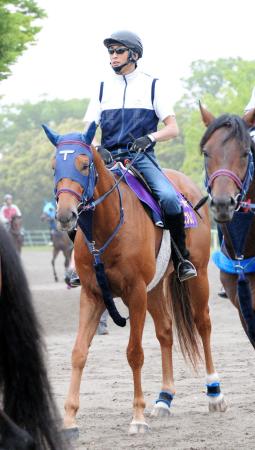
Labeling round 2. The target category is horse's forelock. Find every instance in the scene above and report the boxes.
[200,114,250,153]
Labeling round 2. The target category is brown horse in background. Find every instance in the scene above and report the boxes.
[9,214,24,254]
[41,211,73,282]
[43,124,227,437]
[200,104,255,348]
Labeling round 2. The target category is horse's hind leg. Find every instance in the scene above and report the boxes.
[51,249,58,282]
[147,280,175,418]
[189,270,227,412]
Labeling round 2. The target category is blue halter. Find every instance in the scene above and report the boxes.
[42,123,97,204]
[54,138,97,203]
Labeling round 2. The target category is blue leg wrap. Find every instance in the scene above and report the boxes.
[207,382,221,397]
[156,391,174,408]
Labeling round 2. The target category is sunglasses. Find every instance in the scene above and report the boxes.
[108,47,128,55]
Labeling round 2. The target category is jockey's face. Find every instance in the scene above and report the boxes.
[108,44,136,75]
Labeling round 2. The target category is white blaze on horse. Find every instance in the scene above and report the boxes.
[43,122,227,437]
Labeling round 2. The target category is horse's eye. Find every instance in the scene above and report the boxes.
[75,156,90,175]
[242,152,249,159]
[202,149,209,158]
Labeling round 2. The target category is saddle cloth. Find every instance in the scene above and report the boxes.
[111,163,198,229]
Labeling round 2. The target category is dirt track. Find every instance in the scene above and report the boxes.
[22,248,255,450]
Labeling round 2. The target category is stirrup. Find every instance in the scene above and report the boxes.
[69,270,81,288]
[177,259,197,282]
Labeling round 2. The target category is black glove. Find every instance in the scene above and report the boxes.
[132,134,156,152]
[96,145,113,165]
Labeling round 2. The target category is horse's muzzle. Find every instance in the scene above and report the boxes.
[56,209,78,231]
[210,195,237,223]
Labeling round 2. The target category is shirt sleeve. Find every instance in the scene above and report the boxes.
[244,87,255,112]
[14,205,21,216]
[0,207,8,223]
[83,83,102,124]
[153,78,175,121]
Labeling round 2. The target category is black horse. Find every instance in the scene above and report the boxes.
[0,223,67,449]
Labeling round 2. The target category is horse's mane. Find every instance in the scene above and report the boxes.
[0,223,66,449]
[200,114,253,153]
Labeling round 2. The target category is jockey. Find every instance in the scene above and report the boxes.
[82,30,197,282]
[42,202,57,243]
[0,194,21,229]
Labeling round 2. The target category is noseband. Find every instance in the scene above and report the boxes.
[207,169,243,191]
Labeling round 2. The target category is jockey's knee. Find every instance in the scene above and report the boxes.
[160,195,181,216]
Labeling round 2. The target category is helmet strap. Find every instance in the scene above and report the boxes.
[110,50,137,74]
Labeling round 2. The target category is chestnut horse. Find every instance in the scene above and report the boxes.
[43,123,227,437]
[200,104,255,348]
[0,223,67,449]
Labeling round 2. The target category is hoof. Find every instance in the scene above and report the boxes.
[209,394,228,412]
[128,420,149,435]
[151,402,171,418]
[62,426,79,441]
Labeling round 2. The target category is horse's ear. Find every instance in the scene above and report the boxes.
[41,124,60,146]
[82,121,97,145]
[243,108,255,127]
[199,101,215,127]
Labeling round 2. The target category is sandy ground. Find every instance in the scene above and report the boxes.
[21,247,255,450]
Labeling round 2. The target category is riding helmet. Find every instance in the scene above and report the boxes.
[103,30,143,58]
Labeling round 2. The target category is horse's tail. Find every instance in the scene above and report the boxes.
[0,224,67,450]
[169,272,201,369]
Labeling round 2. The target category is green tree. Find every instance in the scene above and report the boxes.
[0,0,46,80]
[0,118,84,228]
[0,97,89,150]
[178,58,255,186]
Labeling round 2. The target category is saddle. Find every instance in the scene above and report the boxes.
[109,160,198,229]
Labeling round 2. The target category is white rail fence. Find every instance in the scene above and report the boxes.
[23,229,220,250]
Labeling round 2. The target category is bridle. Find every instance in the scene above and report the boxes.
[204,150,254,207]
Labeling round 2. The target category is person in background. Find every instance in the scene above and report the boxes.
[0,194,21,229]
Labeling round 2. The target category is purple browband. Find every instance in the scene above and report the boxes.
[208,169,243,190]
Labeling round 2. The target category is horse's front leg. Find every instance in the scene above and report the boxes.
[125,282,148,435]
[63,287,104,437]
[189,270,227,412]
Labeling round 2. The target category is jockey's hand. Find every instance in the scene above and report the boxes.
[132,134,156,152]
[96,145,113,165]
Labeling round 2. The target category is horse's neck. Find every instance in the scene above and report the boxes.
[93,150,121,240]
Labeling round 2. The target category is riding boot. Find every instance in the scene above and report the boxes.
[164,210,197,282]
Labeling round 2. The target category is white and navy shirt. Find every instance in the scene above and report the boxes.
[84,69,175,151]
